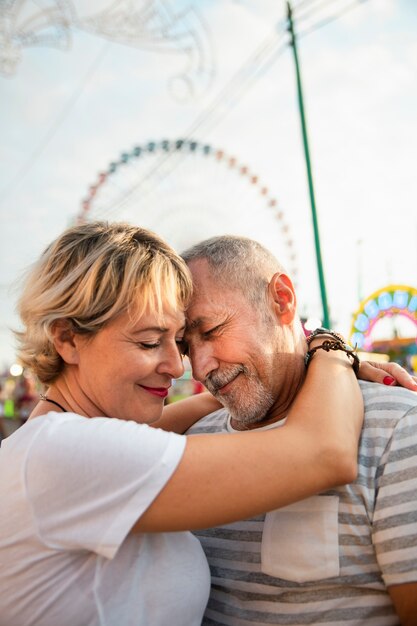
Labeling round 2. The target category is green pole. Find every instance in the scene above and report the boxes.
[287,1,330,328]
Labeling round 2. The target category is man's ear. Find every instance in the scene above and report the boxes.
[267,272,297,325]
[50,319,80,365]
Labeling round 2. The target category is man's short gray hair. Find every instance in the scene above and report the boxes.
[181,235,287,310]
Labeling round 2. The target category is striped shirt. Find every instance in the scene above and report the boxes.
[187,381,417,625]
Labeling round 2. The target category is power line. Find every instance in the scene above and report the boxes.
[297,0,368,39]
[85,0,369,220]
[294,0,343,22]
[97,30,289,219]
[1,0,368,213]
[175,29,288,138]
[292,0,321,10]
[0,40,110,207]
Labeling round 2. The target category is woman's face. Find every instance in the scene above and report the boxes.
[70,305,186,423]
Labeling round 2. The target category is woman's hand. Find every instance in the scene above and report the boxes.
[358,360,417,391]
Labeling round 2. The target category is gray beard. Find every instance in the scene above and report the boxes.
[205,365,275,426]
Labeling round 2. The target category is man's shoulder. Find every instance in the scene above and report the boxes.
[359,379,417,405]
[186,407,230,435]
[359,380,417,430]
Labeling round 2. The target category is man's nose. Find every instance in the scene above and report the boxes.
[188,343,219,383]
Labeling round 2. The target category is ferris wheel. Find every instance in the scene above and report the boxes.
[76,138,298,279]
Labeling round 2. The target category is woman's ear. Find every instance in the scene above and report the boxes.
[267,273,297,325]
[50,319,80,365]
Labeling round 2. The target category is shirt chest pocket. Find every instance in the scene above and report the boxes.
[261,495,340,583]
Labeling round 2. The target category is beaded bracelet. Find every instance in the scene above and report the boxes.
[306,327,346,347]
[305,333,360,376]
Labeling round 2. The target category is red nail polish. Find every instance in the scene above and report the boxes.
[383,376,396,386]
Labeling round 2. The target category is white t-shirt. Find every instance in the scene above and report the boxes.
[0,412,210,626]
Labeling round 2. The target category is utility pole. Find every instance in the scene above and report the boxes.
[287,1,330,328]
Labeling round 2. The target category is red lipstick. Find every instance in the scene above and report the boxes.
[140,385,169,398]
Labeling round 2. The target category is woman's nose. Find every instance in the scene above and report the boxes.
[157,344,185,379]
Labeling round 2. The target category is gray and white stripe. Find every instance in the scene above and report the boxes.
[188,382,417,625]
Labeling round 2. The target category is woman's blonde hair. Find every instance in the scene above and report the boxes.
[15,221,192,384]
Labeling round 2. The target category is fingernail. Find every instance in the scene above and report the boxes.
[383,376,396,386]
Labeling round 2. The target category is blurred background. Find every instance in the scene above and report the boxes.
[1,0,416,426]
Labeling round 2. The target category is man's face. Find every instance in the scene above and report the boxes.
[185,259,287,426]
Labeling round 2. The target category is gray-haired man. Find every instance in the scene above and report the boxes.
[182,235,417,626]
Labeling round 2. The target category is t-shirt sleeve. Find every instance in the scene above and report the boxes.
[25,414,186,558]
[373,404,417,587]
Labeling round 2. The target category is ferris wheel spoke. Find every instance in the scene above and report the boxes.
[77,138,298,281]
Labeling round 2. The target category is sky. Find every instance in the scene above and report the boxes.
[0,0,416,369]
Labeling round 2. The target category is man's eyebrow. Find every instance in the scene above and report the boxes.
[185,318,207,330]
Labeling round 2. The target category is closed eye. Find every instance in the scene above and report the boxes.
[139,342,160,350]
[203,323,223,338]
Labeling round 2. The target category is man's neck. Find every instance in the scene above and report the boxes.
[229,412,288,431]
[229,353,306,431]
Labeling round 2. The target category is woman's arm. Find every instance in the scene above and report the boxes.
[306,328,417,391]
[134,348,363,533]
[152,392,222,433]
